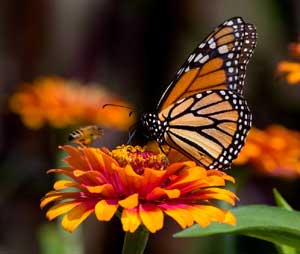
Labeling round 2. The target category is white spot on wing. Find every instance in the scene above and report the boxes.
[237,18,243,23]
[209,42,216,49]
[194,53,203,62]
[218,45,229,54]
[187,53,195,62]
[199,55,209,63]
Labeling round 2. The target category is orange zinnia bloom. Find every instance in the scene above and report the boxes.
[9,77,134,130]
[41,145,237,233]
[288,42,300,57]
[235,125,300,179]
[277,61,300,84]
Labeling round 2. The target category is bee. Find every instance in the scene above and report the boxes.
[68,125,103,146]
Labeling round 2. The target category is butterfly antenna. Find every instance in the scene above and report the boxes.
[102,103,133,110]
[102,104,135,117]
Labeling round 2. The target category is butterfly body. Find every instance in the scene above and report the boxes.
[141,113,167,143]
[141,17,257,170]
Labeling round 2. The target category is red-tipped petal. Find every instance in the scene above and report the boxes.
[121,208,141,233]
[139,204,164,233]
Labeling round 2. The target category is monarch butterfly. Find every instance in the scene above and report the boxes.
[141,17,257,170]
[69,125,103,146]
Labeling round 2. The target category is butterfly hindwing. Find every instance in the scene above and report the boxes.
[158,90,252,169]
[158,17,257,111]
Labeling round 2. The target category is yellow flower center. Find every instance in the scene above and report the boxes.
[111,145,168,174]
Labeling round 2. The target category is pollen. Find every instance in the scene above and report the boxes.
[110,145,168,174]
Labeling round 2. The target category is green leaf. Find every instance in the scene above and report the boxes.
[273,188,293,211]
[273,189,297,254]
[275,244,298,254]
[174,205,300,249]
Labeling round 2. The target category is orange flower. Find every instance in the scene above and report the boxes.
[277,41,300,85]
[277,61,300,84]
[234,125,300,179]
[41,145,237,233]
[9,77,134,130]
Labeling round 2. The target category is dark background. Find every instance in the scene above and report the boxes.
[0,1,300,253]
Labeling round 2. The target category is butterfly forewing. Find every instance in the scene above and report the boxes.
[157,17,257,111]
[158,90,252,169]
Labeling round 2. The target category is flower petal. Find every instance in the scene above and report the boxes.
[73,169,94,177]
[140,168,166,194]
[188,188,238,205]
[123,164,143,189]
[62,146,89,170]
[223,211,236,225]
[167,166,207,189]
[121,208,141,233]
[189,205,226,227]
[160,204,194,229]
[54,180,82,190]
[207,170,235,183]
[139,204,163,233]
[95,200,118,221]
[47,168,75,179]
[119,193,139,209]
[83,147,119,177]
[188,206,212,227]
[46,201,81,220]
[113,164,144,193]
[163,161,196,180]
[40,192,64,208]
[61,203,94,232]
[85,183,115,196]
[146,187,180,200]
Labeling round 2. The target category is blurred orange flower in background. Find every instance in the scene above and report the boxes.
[277,41,300,85]
[234,125,300,179]
[277,61,300,84]
[288,41,300,57]
[41,145,237,233]
[9,77,134,130]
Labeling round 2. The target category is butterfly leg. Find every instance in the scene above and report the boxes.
[158,143,169,155]
[127,124,137,144]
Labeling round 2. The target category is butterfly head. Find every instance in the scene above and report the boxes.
[141,113,167,144]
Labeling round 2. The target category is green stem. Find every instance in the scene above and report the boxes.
[122,227,150,254]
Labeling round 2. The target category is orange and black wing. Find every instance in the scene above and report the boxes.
[158,90,251,169]
[157,17,257,111]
